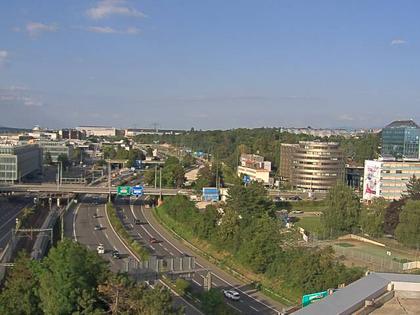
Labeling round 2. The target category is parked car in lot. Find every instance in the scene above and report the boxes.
[223,289,240,301]
[290,195,302,201]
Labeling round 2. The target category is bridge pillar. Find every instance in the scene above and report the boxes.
[158,192,163,206]
[56,198,60,207]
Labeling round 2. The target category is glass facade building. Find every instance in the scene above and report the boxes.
[39,140,73,162]
[381,120,420,160]
[0,144,42,182]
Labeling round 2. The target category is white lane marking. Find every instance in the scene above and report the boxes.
[105,202,203,315]
[227,302,243,313]
[130,203,138,220]
[142,206,279,314]
[250,305,260,312]
[73,203,82,242]
[192,279,201,286]
[150,245,155,250]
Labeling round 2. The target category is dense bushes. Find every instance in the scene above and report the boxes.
[157,183,363,299]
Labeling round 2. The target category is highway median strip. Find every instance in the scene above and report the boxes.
[105,202,148,261]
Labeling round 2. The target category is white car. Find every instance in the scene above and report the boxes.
[97,244,105,254]
[223,289,240,301]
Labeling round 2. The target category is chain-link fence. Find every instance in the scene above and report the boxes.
[334,246,405,272]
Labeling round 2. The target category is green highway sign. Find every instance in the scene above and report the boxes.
[117,186,131,196]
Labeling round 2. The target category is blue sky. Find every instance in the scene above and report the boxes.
[0,0,419,129]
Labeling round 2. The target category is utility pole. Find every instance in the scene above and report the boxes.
[159,167,162,192]
[154,165,157,189]
[108,160,111,201]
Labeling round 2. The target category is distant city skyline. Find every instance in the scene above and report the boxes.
[1,1,420,129]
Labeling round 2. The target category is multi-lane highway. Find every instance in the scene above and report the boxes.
[64,195,202,315]
[0,196,30,251]
[117,197,284,315]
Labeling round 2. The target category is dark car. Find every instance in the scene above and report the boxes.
[111,250,121,259]
[134,219,142,225]
[149,237,159,244]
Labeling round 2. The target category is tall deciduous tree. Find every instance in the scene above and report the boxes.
[360,197,388,237]
[322,183,361,237]
[405,175,420,200]
[38,239,108,315]
[395,200,420,248]
[0,253,41,315]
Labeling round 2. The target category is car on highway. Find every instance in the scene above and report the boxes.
[97,244,105,254]
[94,224,102,231]
[93,213,99,218]
[223,289,240,301]
[111,250,121,259]
[134,219,142,225]
[149,237,159,244]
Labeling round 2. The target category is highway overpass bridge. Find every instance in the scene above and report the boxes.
[0,184,188,196]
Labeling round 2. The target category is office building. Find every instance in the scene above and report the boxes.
[279,144,299,181]
[39,140,73,163]
[0,144,42,183]
[76,126,117,137]
[363,160,420,201]
[292,141,345,191]
[59,129,86,140]
[381,120,420,160]
[237,153,271,184]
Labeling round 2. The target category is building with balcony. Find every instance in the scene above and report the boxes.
[381,120,420,160]
[292,141,345,191]
[279,143,299,181]
[0,144,42,183]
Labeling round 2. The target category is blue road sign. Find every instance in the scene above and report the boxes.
[243,175,251,184]
[131,185,144,196]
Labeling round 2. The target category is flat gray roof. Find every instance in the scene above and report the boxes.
[293,272,420,315]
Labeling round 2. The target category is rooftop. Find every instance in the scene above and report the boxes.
[384,120,419,129]
[293,272,420,315]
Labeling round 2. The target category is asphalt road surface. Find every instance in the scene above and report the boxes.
[64,195,202,315]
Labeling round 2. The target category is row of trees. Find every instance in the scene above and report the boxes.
[158,183,363,299]
[103,146,145,168]
[144,157,185,188]
[0,240,182,315]
[322,176,420,248]
[135,129,380,170]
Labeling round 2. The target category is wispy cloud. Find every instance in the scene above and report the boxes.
[26,22,58,37]
[0,50,9,67]
[390,39,407,46]
[86,26,140,34]
[86,0,146,19]
[0,86,43,107]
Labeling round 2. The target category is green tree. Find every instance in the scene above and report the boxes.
[384,199,406,235]
[57,153,71,171]
[0,253,41,315]
[217,207,241,251]
[38,239,108,315]
[194,205,219,240]
[44,151,53,165]
[360,197,387,237]
[226,182,275,222]
[405,175,420,200]
[201,289,230,315]
[395,200,420,248]
[237,214,282,273]
[322,183,361,237]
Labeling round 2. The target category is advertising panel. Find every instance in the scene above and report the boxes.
[363,160,382,200]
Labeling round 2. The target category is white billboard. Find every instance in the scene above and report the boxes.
[363,160,382,200]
